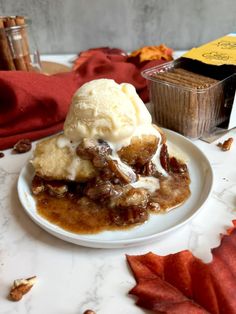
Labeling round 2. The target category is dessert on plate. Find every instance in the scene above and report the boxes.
[31,79,191,234]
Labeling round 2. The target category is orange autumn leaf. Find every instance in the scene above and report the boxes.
[129,44,173,63]
[127,223,236,313]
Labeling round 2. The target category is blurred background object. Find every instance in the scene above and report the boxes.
[0,0,235,54]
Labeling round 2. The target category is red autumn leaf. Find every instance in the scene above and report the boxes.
[127,226,236,313]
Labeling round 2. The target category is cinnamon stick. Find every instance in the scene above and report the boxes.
[4,16,27,71]
[15,16,32,70]
[3,16,16,28]
[0,18,15,70]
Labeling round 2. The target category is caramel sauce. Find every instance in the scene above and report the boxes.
[35,172,190,234]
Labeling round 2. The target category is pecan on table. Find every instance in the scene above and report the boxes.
[8,276,37,301]
[13,139,32,154]
[217,137,233,151]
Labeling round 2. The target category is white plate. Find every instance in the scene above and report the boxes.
[17,129,213,248]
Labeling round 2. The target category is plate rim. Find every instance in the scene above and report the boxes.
[17,129,214,248]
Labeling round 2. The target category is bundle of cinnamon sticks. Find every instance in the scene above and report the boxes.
[0,16,32,71]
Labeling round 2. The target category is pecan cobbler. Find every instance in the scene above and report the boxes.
[31,79,190,234]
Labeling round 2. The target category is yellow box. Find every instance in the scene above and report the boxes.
[183,34,236,66]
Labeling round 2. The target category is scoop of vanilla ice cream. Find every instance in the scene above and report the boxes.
[64,79,152,142]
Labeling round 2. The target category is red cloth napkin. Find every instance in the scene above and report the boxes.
[0,71,79,150]
[0,49,167,150]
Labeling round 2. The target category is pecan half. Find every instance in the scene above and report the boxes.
[83,310,96,314]
[32,175,45,195]
[8,276,37,301]
[107,159,136,184]
[160,144,170,172]
[169,157,187,173]
[76,138,112,168]
[84,179,122,201]
[13,139,32,154]
[46,181,68,197]
[217,137,233,151]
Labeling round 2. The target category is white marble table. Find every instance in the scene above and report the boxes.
[1,56,236,314]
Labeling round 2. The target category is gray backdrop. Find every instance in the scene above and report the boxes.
[0,0,235,54]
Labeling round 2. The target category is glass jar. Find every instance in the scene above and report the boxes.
[0,18,41,72]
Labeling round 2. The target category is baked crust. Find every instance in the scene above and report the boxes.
[31,134,97,182]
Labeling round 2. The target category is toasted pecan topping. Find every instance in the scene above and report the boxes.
[160,144,170,172]
[32,175,45,195]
